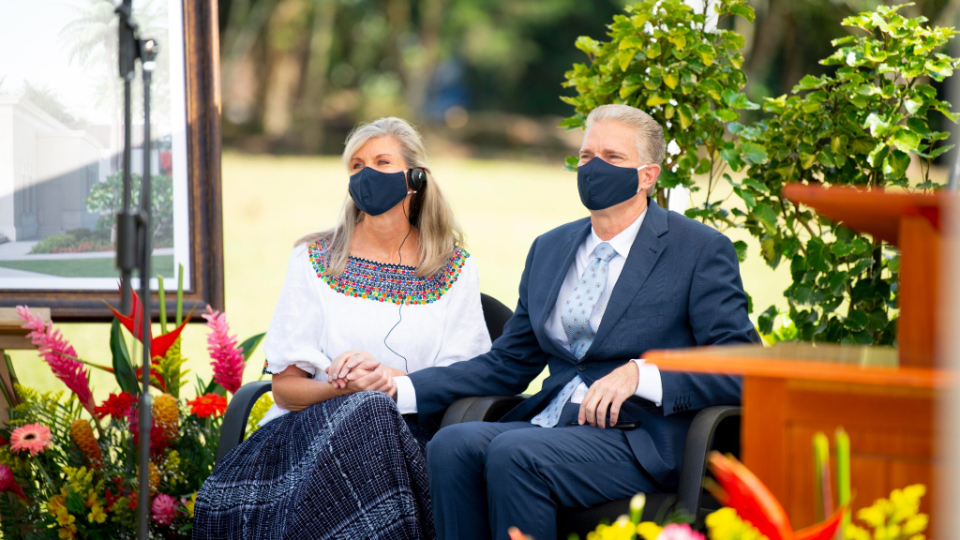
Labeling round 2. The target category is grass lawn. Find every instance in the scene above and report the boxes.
[12,152,792,399]
[0,255,174,278]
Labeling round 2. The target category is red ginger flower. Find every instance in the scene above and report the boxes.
[0,465,26,501]
[17,306,96,417]
[202,306,244,394]
[707,452,844,540]
[187,393,227,419]
[107,288,192,360]
[96,392,135,421]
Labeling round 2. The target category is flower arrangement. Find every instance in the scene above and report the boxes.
[525,430,930,540]
[0,273,266,539]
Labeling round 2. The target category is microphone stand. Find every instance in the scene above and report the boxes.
[115,2,157,538]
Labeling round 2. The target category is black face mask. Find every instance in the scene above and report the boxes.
[577,157,648,211]
[348,168,409,216]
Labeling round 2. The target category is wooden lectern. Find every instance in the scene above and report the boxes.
[0,308,48,425]
[646,185,956,529]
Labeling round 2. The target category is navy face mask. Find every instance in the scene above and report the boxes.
[577,157,648,211]
[348,167,409,216]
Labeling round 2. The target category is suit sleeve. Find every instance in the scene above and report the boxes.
[408,238,551,421]
[659,233,760,416]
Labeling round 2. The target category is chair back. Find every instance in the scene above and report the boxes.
[480,293,513,342]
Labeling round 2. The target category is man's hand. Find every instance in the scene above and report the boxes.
[341,359,397,398]
[578,361,638,428]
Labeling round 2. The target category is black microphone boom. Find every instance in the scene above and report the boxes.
[115,1,158,538]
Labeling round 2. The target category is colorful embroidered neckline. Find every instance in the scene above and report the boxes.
[307,240,468,305]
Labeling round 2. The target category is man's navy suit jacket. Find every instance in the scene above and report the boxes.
[409,199,759,491]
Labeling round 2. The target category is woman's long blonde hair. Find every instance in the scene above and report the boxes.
[297,117,464,278]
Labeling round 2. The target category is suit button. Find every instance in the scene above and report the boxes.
[577,365,586,372]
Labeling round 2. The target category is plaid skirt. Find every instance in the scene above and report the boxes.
[193,391,438,540]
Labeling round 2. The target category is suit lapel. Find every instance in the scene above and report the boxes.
[585,200,669,357]
[537,219,591,360]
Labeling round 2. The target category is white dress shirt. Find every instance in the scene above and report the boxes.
[394,209,663,414]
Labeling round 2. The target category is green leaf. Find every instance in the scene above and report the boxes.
[800,153,817,169]
[733,240,748,263]
[645,41,662,59]
[696,44,716,66]
[890,128,921,152]
[758,305,778,335]
[239,333,267,363]
[575,36,601,56]
[663,72,679,90]
[110,319,139,395]
[754,203,779,231]
[864,113,890,137]
[668,34,687,50]
[647,94,671,107]
[727,3,756,23]
[844,310,871,332]
[700,79,723,101]
[740,142,768,165]
[618,36,645,51]
[564,155,579,172]
[617,49,634,72]
[677,104,694,129]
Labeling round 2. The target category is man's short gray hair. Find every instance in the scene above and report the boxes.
[585,104,666,166]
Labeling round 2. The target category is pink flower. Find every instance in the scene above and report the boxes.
[658,524,706,540]
[17,306,96,417]
[0,465,26,500]
[9,423,52,457]
[201,306,244,394]
[151,493,178,526]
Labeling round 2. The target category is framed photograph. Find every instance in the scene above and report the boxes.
[0,0,223,321]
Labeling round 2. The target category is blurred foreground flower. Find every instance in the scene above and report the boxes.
[202,306,245,394]
[0,464,26,500]
[707,452,843,540]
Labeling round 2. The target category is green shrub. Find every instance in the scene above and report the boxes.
[736,4,959,344]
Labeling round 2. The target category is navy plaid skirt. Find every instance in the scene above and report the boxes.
[193,391,438,540]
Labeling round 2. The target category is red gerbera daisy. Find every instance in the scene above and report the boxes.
[187,394,228,419]
[95,392,136,421]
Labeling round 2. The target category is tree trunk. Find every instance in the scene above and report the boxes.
[298,0,339,150]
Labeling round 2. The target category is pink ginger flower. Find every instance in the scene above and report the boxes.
[201,306,244,394]
[10,423,52,457]
[17,306,96,417]
[151,493,178,526]
[658,524,706,540]
[0,464,27,500]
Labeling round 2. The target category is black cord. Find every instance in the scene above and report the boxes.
[383,195,413,373]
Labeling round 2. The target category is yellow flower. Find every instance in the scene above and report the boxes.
[636,521,663,540]
[153,393,180,441]
[586,515,636,540]
[64,466,94,495]
[705,508,765,540]
[88,502,107,524]
[185,492,197,518]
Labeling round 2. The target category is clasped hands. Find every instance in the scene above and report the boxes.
[325,350,399,398]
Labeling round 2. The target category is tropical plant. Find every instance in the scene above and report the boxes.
[560,0,760,236]
[0,272,265,539]
[732,3,959,345]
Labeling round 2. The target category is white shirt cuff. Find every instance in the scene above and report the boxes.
[394,375,418,414]
[631,359,662,406]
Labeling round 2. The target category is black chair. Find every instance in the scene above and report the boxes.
[216,292,741,538]
[216,292,516,464]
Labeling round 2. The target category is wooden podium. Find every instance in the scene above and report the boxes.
[646,185,956,529]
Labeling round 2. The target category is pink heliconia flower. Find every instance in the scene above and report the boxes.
[9,423,52,457]
[0,465,27,501]
[658,524,706,540]
[17,306,96,417]
[151,493,178,526]
[201,306,244,394]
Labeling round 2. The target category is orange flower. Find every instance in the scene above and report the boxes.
[153,394,179,441]
[70,419,102,468]
[707,452,844,540]
[187,393,227,419]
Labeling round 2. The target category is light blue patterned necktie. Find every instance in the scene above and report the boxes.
[531,242,617,428]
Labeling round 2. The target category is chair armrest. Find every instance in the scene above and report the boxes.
[440,395,527,428]
[675,405,742,518]
[216,381,272,465]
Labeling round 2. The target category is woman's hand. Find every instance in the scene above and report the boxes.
[327,350,376,388]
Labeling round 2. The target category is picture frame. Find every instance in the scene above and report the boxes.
[0,0,224,321]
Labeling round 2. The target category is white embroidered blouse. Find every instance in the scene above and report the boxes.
[258,238,492,424]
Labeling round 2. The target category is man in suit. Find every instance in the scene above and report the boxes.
[397,104,757,540]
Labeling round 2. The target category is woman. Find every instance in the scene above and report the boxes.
[193,117,492,540]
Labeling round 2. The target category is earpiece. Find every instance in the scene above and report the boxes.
[407,167,427,193]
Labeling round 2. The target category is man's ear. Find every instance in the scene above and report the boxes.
[638,164,661,193]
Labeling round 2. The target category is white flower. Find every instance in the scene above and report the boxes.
[671,164,679,173]
[846,52,857,65]
[667,140,681,156]
[665,121,673,129]
[669,99,678,106]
